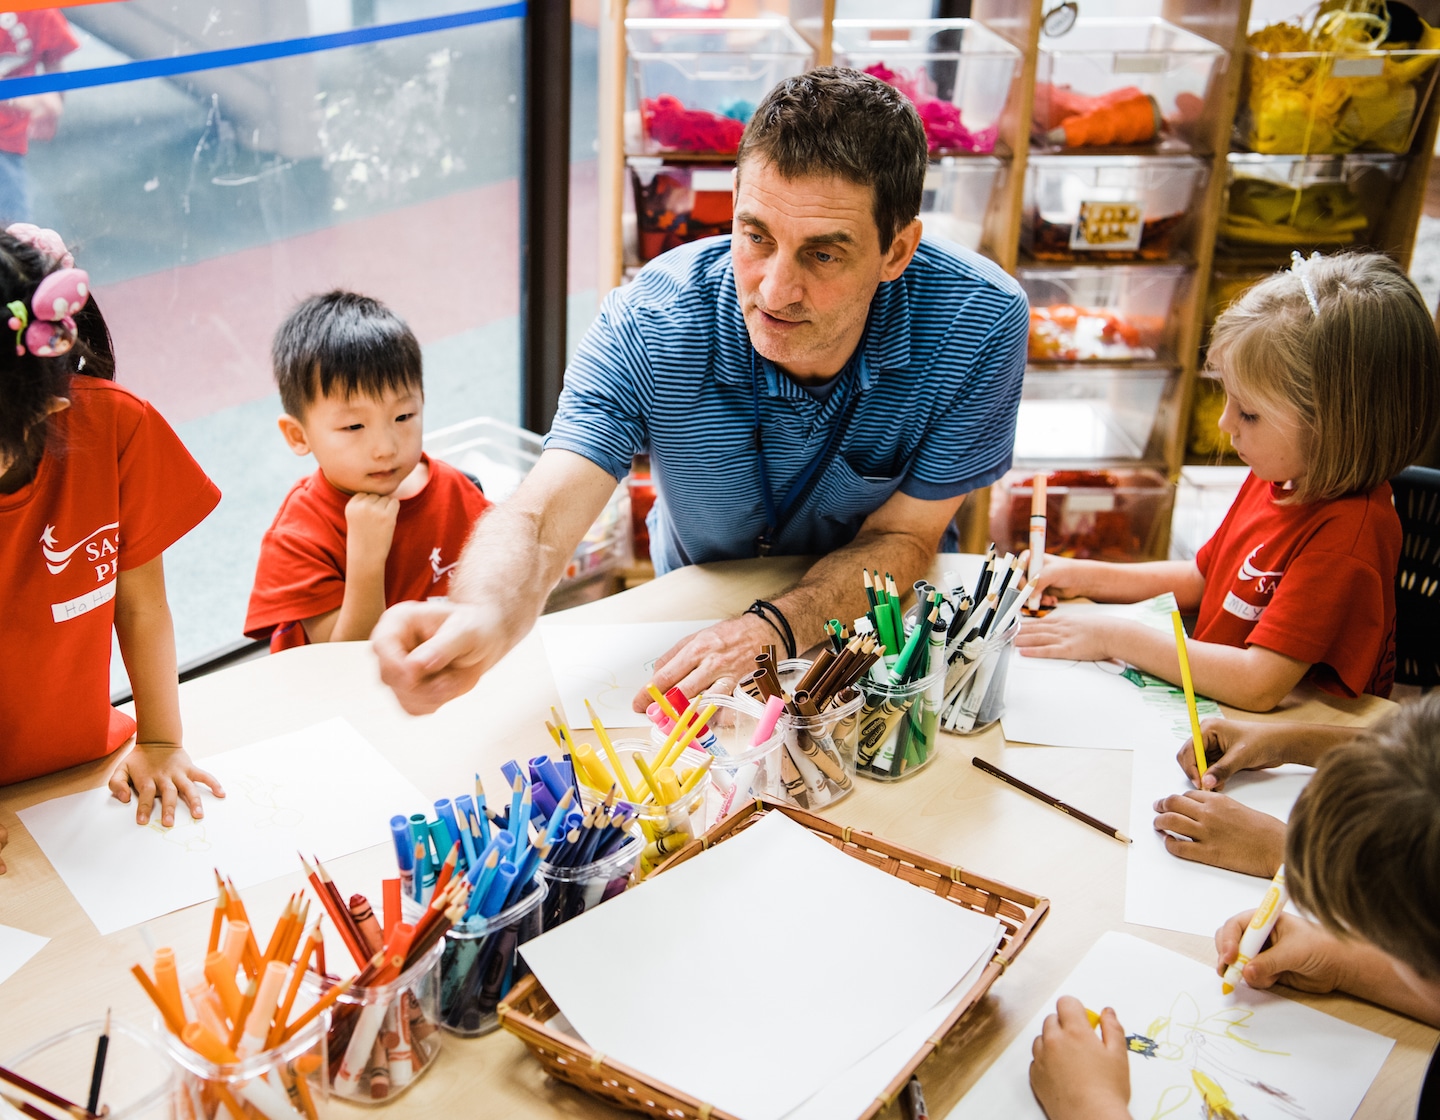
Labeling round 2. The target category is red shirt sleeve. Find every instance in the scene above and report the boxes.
[30,11,79,66]
[116,395,220,571]
[244,482,347,640]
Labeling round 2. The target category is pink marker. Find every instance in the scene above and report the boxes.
[718,695,788,822]
[752,694,786,746]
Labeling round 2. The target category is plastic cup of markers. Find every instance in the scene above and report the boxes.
[685,692,790,820]
[155,1003,329,1120]
[438,876,547,1037]
[598,737,714,876]
[5,1018,177,1120]
[300,938,444,1105]
[538,822,644,930]
[852,663,946,782]
[944,617,1019,735]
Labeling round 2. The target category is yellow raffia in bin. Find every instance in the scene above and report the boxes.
[1243,1,1440,155]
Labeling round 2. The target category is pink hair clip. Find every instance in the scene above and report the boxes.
[6,222,74,269]
[8,268,90,357]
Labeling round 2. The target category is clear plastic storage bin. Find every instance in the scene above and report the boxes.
[626,19,813,155]
[1020,264,1189,362]
[1170,465,1250,561]
[1239,19,1440,155]
[629,159,734,261]
[830,20,1021,155]
[1217,152,1405,258]
[920,156,1004,252]
[5,1019,178,1120]
[990,468,1174,561]
[1023,155,1207,260]
[1033,18,1227,151]
[1014,365,1179,464]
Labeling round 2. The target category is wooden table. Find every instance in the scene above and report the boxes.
[1,557,1431,1119]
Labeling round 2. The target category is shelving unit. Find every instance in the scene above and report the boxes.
[593,0,1440,559]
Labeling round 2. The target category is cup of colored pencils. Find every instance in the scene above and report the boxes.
[131,873,332,1120]
[936,549,1028,734]
[3,1018,172,1120]
[538,811,645,930]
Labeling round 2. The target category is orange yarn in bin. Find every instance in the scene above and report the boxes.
[1038,84,1161,147]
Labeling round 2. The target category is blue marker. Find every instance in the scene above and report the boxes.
[389,814,415,900]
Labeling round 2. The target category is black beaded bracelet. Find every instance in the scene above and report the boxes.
[745,599,797,659]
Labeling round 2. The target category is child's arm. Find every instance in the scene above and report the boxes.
[303,492,400,643]
[1023,555,1207,609]
[109,555,225,826]
[1016,616,1310,712]
[1178,717,1356,790]
[1217,912,1440,1028]
[1028,997,1133,1120]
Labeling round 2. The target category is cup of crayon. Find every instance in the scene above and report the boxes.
[939,616,1019,735]
[771,658,866,810]
[593,738,714,876]
[438,877,548,1037]
[850,663,947,782]
[5,1018,177,1120]
[301,938,444,1104]
[156,1005,329,1120]
[538,821,644,929]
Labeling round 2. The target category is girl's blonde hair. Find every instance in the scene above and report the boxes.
[1207,251,1440,504]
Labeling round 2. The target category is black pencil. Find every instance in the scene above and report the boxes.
[971,757,1132,843]
[85,1009,109,1116]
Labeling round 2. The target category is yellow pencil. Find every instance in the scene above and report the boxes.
[586,700,640,802]
[659,702,717,772]
[645,683,683,724]
[1171,610,1208,779]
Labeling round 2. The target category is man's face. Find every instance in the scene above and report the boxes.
[732,159,912,381]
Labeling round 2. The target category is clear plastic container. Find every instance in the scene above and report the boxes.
[920,156,1005,252]
[593,737,714,876]
[629,159,734,261]
[626,19,814,155]
[1033,18,1227,152]
[939,616,1017,735]
[829,19,1021,155]
[538,824,643,929]
[1014,365,1179,464]
[1020,263,1190,362]
[439,878,547,1037]
[1023,155,1207,261]
[853,664,946,781]
[648,693,791,826]
[157,1006,329,1120]
[302,938,444,1104]
[5,1018,178,1120]
[989,468,1174,561]
[1187,374,1234,459]
[1239,25,1440,155]
[1170,465,1250,561]
[1217,152,1406,259]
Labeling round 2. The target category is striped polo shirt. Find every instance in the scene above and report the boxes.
[546,236,1028,575]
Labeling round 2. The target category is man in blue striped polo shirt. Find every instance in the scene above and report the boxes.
[373,68,1027,716]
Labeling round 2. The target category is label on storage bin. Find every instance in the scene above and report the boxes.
[1071,201,1145,251]
[1330,55,1385,78]
[691,168,733,192]
[1112,52,1167,74]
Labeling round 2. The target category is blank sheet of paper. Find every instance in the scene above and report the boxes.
[18,718,426,935]
[1002,595,1221,751]
[0,924,48,986]
[1126,744,1311,936]
[539,619,720,728]
[521,811,1003,1120]
[948,932,1393,1120]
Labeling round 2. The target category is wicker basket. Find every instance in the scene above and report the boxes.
[499,797,1050,1120]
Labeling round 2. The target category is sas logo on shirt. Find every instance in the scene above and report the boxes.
[40,521,120,581]
[1224,545,1284,622]
[429,546,457,585]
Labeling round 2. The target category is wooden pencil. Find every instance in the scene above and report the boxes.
[971,757,1132,843]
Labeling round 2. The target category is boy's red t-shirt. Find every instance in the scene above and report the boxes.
[1194,472,1399,698]
[0,377,220,786]
[0,10,79,155]
[244,455,491,651]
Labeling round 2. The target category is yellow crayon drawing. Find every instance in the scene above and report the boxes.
[148,818,212,854]
[232,773,305,829]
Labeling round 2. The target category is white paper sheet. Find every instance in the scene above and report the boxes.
[17,718,426,935]
[0,923,48,986]
[948,932,1394,1120]
[521,812,1003,1120]
[1126,744,1311,937]
[1001,594,1221,751]
[538,619,720,728]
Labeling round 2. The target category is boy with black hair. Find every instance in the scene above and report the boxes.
[245,291,490,651]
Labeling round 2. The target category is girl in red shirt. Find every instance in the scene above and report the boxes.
[1018,251,1440,712]
[0,227,222,872]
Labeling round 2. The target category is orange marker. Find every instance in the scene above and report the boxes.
[131,963,187,1036]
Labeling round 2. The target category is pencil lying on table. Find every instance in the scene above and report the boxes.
[971,756,1132,844]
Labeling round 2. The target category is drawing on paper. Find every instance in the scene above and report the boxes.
[148,818,212,854]
[233,773,304,830]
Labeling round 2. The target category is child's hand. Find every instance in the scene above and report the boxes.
[1215,911,1347,994]
[1178,717,1286,790]
[1029,997,1132,1120]
[1151,790,1285,878]
[108,744,226,827]
[345,491,400,569]
[1016,553,1090,608]
[1014,613,1121,662]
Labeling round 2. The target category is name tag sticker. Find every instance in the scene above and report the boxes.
[1330,55,1384,78]
[1071,200,1145,252]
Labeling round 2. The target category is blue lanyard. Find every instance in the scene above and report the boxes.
[750,346,862,557]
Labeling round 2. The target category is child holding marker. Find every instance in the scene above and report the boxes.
[245,292,491,650]
[1018,252,1440,712]
[1027,695,1440,1120]
[0,226,223,838]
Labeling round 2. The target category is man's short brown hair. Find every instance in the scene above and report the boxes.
[1286,693,1440,979]
[736,67,927,252]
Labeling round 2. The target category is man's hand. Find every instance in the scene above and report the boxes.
[1014,613,1123,662]
[372,599,518,715]
[108,745,226,827]
[1178,717,1287,790]
[1152,790,1286,878]
[1029,997,1132,1120]
[1215,911,1348,994]
[345,491,400,569]
[634,614,779,713]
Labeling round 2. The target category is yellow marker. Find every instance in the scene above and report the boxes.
[1222,865,1287,995]
[570,743,612,792]
[1084,1007,1101,1030]
[646,683,683,724]
[1171,610,1208,780]
[587,700,639,801]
